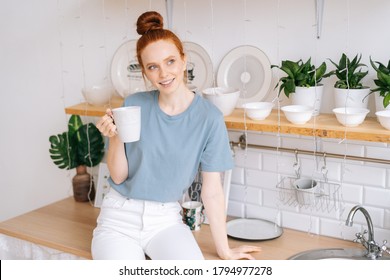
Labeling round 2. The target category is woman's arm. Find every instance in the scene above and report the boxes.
[96,109,128,184]
[105,136,128,184]
[200,171,261,260]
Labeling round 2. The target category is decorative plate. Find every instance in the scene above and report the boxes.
[111,40,146,98]
[227,218,283,241]
[217,45,272,107]
[183,41,214,91]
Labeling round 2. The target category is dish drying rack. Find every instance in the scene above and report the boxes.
[276,151,342,212]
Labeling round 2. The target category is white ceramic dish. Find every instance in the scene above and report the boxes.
[111,40,146,98]
[183,41,214,91]
[82,82,115,106]
[202,87,240,116]
[281,105,314,124]
[333,107,369,127]
[227,218,283,241]
[375,110,390,130]
[217,45,272,108]
[242,102,274,120]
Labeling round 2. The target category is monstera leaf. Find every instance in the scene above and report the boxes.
[49,115,105,170]
[49,132,76,169]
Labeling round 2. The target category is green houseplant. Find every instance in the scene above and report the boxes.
[271,58,327,115]
[323,53,369,108]
[49,115,105,202]
[272,58,327,97]
[369,57,390,109]
[324,53,368,89]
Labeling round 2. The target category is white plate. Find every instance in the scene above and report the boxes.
[111,40,146,98]
[227,218,283,241]
[217,45,272,107]
[183,41,214,91]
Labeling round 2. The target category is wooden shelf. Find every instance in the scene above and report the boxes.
[65,98,390,143]
[64,96,123,117]
[225,109,390,143]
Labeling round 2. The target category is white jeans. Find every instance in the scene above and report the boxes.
[91,188,204,260]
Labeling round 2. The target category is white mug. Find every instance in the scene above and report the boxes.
[112,106,141,143]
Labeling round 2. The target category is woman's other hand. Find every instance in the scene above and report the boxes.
[220,245,262,260]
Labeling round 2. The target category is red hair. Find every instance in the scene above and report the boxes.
[136,11,186,78]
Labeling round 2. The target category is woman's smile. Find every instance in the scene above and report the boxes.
[159,78,175,87]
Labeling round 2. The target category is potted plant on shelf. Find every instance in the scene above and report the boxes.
[323,53,369,109]
[271,58,327,116]
[369,57,390,111]
[49,115,105,202]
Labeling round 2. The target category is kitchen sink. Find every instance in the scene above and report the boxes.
[289,205,390,260]
[288,247,390,260]
[289,206,390,260]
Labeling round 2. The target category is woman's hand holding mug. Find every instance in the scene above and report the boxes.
[96,109,118,138]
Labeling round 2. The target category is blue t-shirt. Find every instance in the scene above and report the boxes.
[108,90,234,202]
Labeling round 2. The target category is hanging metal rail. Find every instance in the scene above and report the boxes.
[230,134,390,166]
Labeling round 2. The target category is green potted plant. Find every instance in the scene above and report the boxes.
[369,57,390,110]
[323,53,369,108]
[271,58,327,115]
[49,115,105,202]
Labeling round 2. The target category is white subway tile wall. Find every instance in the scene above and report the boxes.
[227,131,390,243]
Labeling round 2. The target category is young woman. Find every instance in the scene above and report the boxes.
[92,11,260,260]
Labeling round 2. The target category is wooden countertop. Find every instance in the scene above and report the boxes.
[65,97,390,143]
[0,197,360,260]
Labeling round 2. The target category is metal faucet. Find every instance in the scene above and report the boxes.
[345,205,389,259]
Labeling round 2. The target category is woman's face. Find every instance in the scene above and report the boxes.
[141,39,186,95]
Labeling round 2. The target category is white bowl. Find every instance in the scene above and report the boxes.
[281,105,314,124]
[82,83,115,106]
[242,102,274,120]
[333,107,369,127]
[202,87,240,116]
[375,110,390,130]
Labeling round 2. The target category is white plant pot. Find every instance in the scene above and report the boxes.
[333,87,370,109]
[290,85,324,116]
[374,94,390,112]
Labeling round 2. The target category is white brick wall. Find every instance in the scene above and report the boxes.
[227,131,390,244]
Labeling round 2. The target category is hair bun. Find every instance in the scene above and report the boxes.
[136,11,164,35]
